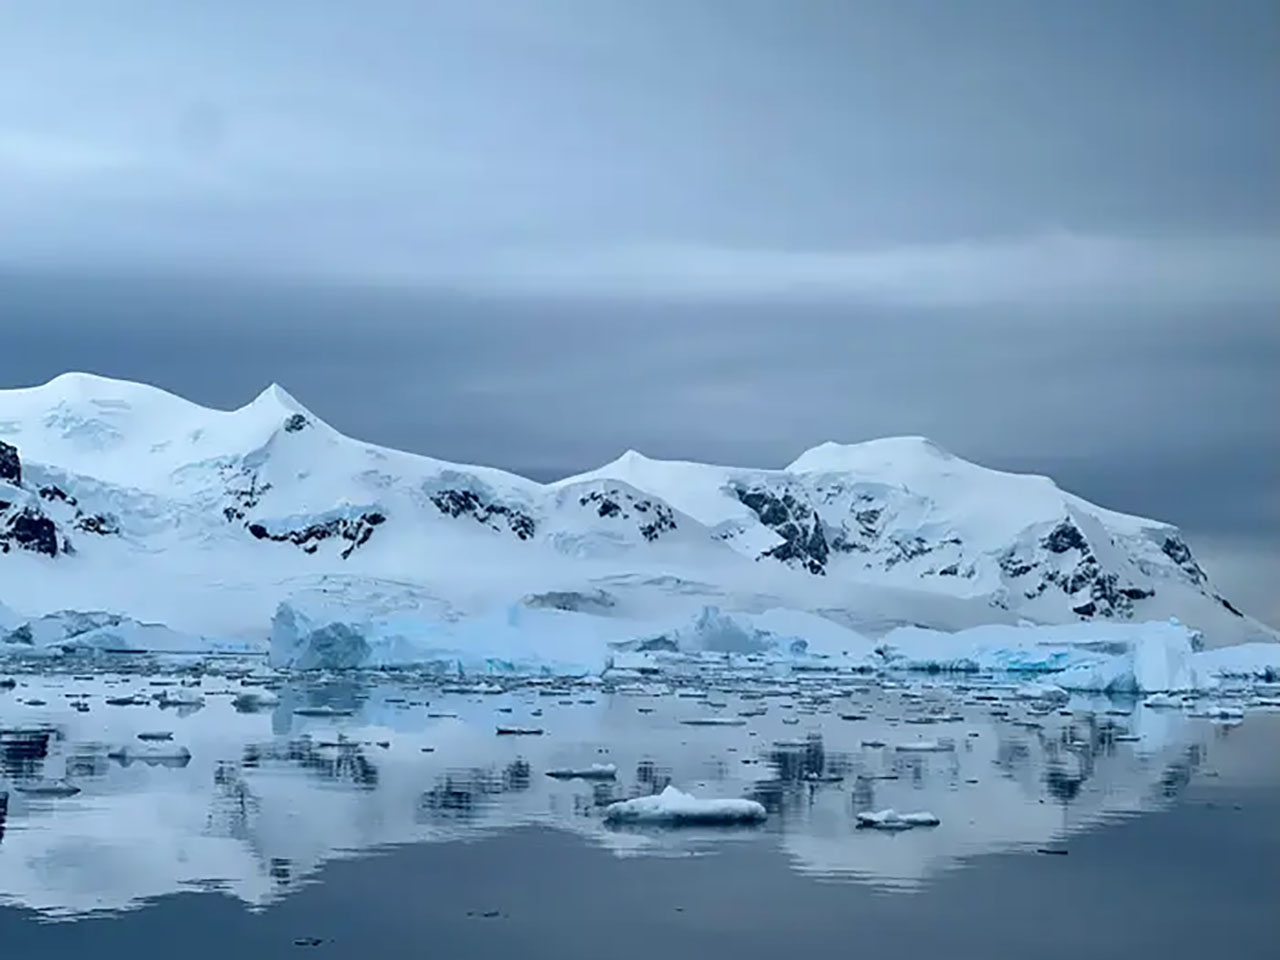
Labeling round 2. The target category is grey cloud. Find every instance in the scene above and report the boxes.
[1,2,1276,624]
[386,234,1280,306]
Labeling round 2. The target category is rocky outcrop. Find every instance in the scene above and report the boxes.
[1002,517,1162,620]
[0,508,60,557]
[1043,520,1089,554]
[0,441,19,485]
[74,513,120,536]
[576,488,677,542]
[1161,535,1206,585]
[220,466,272,523]
[248,511,386,559]
[0,444,63,556]
[430,488,536,540]
[734,485,829,575]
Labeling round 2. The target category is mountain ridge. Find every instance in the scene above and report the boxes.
[0,372,1272,647]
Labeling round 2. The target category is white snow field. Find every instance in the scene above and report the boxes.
[1,373,1276,688]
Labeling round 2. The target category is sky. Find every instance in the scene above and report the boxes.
[0,1,1277,624]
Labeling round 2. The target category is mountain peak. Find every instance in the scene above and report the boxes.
[787,436,955,474]
[249,382,309,416]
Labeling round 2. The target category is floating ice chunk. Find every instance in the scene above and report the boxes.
[232,691,280,712]
[1142,693,1187,709]
[108,745,191,767]
[895,740,954,752]
[15,780,80,798]
[155,688,204,708]
[855,809,940,830]
[603,786,767,825]
[293,706,354,718]
[1015,681,1069,704]
[545,763,617,780]
[1188,704,1245,721]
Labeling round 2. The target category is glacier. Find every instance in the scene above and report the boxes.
[1,372,1277,689]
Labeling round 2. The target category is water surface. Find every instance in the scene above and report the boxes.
[0,669,1275,957]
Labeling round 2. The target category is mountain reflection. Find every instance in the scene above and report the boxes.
[0,670,1271,917]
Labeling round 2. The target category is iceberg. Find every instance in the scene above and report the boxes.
[1,609,256,658]
[603,785,767,825]
[1142,693,1188,709]
[231,690,280,712]
[270,600,641,675]
[878,619,1205,692]
[1191,642,1280,681]
[617,606,874,662]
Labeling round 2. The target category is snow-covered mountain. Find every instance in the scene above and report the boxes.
[0,372,1272,648]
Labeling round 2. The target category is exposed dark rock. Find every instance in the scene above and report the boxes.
[0,441,18,485]
[1161,535,1207,585]
[430,489,536,541]
[74,513,120,536]
[283,413,309,433]
[884,535,931,569]
[735,486,828,575]
[1,509,59,556]
[1043,520,1088,554]
[854,507,882,531]
[222,467,271,516]
[1042,553,1102,597]
[1215,594,1244,617]
[938,563,960,576]
[1000,553,1038,579]
[1120,585,1155,601]
[829,529,869,553]
[248,511,386,559]
[637,507,677,542]
[577,490,623,518]
[1038,558,1153,619]
[37,485,77,507]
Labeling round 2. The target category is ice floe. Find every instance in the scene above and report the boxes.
[603,786,767,825]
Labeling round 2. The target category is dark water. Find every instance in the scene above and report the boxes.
[0,671,1277,958]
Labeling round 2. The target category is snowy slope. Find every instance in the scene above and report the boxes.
[0,373,1272,650]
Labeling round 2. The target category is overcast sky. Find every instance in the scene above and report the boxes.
[1,1,1277,624]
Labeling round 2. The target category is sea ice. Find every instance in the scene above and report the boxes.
[545,763,617,780]
[895,740,954,752]
[855,809,941,830]
[603,785,767,825]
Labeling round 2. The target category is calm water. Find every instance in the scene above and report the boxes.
[1,669,1277,958]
